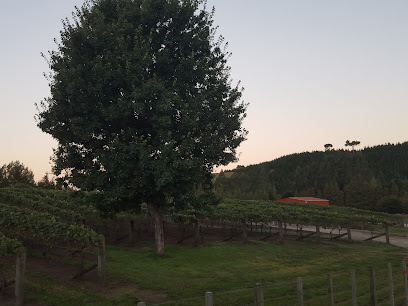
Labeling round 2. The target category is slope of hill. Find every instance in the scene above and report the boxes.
[214,142,408,213]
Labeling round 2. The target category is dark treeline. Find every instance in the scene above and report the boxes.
[214,142,408,214]
[0,161,57,190]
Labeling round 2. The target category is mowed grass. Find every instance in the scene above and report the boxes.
[24,271,109,305]
[104,240,407,305]
[5,239,406,305]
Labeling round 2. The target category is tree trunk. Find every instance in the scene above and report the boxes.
[194,221,201,247]
[148,203,165,256]
[129,220,135,245]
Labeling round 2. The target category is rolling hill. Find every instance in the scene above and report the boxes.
[214,142,408,213]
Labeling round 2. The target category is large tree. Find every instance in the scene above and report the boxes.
[36,0,247,255]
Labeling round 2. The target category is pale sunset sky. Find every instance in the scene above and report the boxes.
[0,0,407,181]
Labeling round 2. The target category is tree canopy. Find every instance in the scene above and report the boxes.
[345,140,361,151]
[324,143,333,151]
[36,0,247,254]
[37,173,57,190]
[0,161,35,187]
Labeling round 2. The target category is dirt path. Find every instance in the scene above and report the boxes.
[281,224,408,248]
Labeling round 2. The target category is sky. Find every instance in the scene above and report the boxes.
[0,0,407,181]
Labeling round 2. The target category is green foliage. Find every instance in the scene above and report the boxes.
[0,161,35,187]
[214,143,408,213]
[37,173,57,189]
[0,202,99,248]
[170,192,220,224]
[0,187,102,250]
[0,231,22,256]
[377,196,406,214]
[207,199,395,229]
[0,186,102,221]
[322,181,343,205]
[0,187,86,224]
[36,0,247,214]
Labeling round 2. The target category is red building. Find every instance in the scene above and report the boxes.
[279,197,329,206]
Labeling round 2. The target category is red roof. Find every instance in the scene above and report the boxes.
[286,197,328,202]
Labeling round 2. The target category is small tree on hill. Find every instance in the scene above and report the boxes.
[37,173,57,189]
[345,140,361,151]
[0,161,35,187]
[324,143,333,151]
[36,0,247,255]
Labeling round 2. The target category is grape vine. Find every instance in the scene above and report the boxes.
[0,202,99,248]
[206,199,395,229]
[0,231,22,256]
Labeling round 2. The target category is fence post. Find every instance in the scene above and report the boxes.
[297,277,304,306]
[347,228,352,241]
[403,260,408,306]
[388,263,395,306]
[15,247,26,306]
[316,225,320,242]
[351,270,357,306]
[278,221,284,243]
[205,291,213,306]
[254,283,264,306]
[327,273,334,306]
[98,235,105,286]
[369,266,377,306]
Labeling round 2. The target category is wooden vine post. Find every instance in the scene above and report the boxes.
[205,292,213,306]
[388,263,394,306]
[129,220,135,245]
[316,224,320,242]
[347,227,352,241]
[403,260,408,305]
[351,270,357,306]
[254,283,264,306]
[242,219,248,243]
[385,223,390,244]
[15,247,26,306]
[369,266,377,306]
[98,235,105,286]
[327,273,334,306]
[297,277,304,306]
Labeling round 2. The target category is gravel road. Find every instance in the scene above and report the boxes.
[275,224,408,248]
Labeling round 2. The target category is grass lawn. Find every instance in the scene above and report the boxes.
[389,226,408,236]
[104,240,407,305]
[3,238,406,305]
